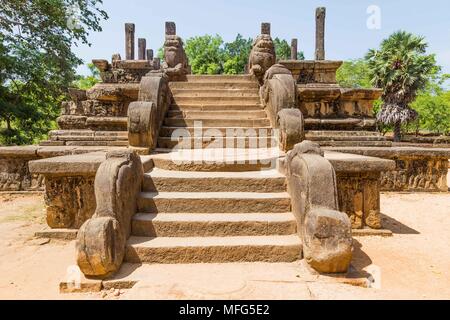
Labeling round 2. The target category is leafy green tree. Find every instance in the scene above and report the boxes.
[184,35,224,74]
[410,75,450,135]
[223,34,252,74]
[273,38,304,61]
[73,63,101,90]
[336,59,372,88]
[366,31,438,142]
[0,0,108,145]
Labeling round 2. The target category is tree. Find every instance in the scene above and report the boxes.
[366,31,438,142]
[223,34,252,74]
[73,63,101,90]
[273,38,305,61]
[410,74,450,135]
[184,35,224,74]
[336,59,372,88]
[0,0,108,145]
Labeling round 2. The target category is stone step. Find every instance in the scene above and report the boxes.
[172,96,261,104]
[164,118,271,127]
[306,135,387,142]
[315,140,393,147]
[169,104,263,111]
[167,110,267,119]
[86,83,140,101]
[170,81,259,90]
[306,130,382,137]
[51,135,128,142]
[131,213,297,237]
[149,148,282,172]
[304,118,377,130]
[137,192,291,213]
[157,136,277,150]
[86,117,128,130]
[159,126,274,137]
[125,235,302,264]
[143,168,286,193]
[49,130,128,139]
[171,89,259,97]
[185,75,257,83]
[65,140,129,147]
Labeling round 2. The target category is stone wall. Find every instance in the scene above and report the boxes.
[325,147,450,193]
[336,172,381,229]
[44,176,96,228]
[380,157,448,192]
[0,156,43,191]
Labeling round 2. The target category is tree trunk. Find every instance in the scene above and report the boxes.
[6,117,11,131]
[393,121,402,142]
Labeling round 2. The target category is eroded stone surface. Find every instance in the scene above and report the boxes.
[286,141,353,273]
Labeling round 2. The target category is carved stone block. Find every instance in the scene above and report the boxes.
[44,176,96,229]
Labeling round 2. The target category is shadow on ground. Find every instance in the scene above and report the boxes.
[380,213,420,235]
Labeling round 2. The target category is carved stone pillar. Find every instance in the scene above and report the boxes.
[315,7,326,60]
[291,38,298,60]
[125,23,135,60]
[138,38,146,60]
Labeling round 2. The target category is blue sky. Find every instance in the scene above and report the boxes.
[74,0,450,76]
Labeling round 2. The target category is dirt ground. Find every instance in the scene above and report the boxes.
[0,184,449,300]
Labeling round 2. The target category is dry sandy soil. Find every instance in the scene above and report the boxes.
[0,184,449,300]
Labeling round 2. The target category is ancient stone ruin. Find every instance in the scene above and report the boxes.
[0,7,449,285]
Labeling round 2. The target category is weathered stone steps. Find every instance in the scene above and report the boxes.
[315,141,393,147]
[172,96,261,104]
[159,126,274,136]
[125,235,302,264]
[137,192,291,214]
[185,75,256,82]
[157,136,277,150]
[131,213,296,237]
[164,118,270,127]
[169,104,263,111]
[171,89,259,97]
[306,135,386,142]
[306,130,382,137]
[149,148,281,172]
[167,110,267,119]
[143,168,286,193]
[170,81,259,89]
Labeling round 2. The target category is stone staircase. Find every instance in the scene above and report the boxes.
[124,75,302,264]
[306,130,392,147]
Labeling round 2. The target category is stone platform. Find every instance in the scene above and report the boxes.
[0,145,124,192]
[324,146,450,192]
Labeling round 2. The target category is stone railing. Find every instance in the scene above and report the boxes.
[127,73,171,153]
[248,23,276,84]
[285,141,353,273]
[77,150,143,278]
[260,64,304,152]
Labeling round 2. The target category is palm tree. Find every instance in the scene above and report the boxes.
[366,31,437,142]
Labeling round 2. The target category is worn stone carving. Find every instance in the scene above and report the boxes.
[128,73,170,151]
[336,172,381,229]
[261,64,297,124]
[286,141,353,273]
[0,158,43,191]
[45,176,96,229]
[260,64,301,151]
[248,24,276,83]
[380,158,448,192]
[77,150,143,278]
[277,109,305,152]
[93,55,155,84]
[162,23,190,81]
